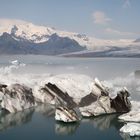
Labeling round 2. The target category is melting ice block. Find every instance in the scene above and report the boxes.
[120,123,140,137]
[119,101,140,122]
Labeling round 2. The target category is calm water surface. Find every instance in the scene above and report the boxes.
[0,105,125,140]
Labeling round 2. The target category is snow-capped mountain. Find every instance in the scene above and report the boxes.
[0,19,86,55]
[0,19,139,56]
[0,19,55,43]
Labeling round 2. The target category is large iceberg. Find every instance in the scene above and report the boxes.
[33,74,131,122]
[0,73,131,123]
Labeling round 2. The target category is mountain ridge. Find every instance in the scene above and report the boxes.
[0,19,140,56]
[0,31,85,55]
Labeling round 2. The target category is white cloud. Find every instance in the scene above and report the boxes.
[92,11,111,24]
[105,28,136,36]
[123,0,131,8]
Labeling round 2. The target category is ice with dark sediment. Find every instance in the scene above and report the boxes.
[119,101,140,137]
[0,60,131,123]
[119,101,140,122]
[0,83,36,113]
[36,75,131,121]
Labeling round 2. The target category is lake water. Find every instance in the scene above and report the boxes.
[0,55,140,140]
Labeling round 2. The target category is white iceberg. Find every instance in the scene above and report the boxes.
[120,123,140,137]
[0,84,36,113]
[119,101,140,122]
[55,106,81,123]
[79,96,115,117]
[11,60,20,65]
[0,73,131,123]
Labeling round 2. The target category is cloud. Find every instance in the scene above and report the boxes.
[92,11,111,24]
[123,0,131,8]
[105,28,136,36]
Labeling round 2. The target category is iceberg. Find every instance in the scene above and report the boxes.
[120,123,140,137]
[0,73,131,123]
[55,106,81,122]
[119,101,140,137]
[0,83,36,113]
[33,74,131,121]
[119,101,140,122]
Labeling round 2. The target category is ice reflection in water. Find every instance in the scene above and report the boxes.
[0,103,54,132]
[0,103,139,140]
[55,122,80,135]
[0,108,34,131]
[120,133,140,140]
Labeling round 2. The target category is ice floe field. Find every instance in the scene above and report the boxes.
[0,55,140,140]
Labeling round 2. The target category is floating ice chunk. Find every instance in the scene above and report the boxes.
[55,106,81,122]
[0,60,26,76]
[11,60,20,65]
[120,123,140,136]
[119,101,140,122]
[11,60,26,67]
[43,74,94,104]
[0,84,36,113]
[79,96,115,117]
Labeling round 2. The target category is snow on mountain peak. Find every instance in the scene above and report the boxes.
[0,18,135,49]
[0,19,56,43]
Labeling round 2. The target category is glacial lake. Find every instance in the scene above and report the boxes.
[0,55,140,140]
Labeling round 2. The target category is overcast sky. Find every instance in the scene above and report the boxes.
[0,0,139,39]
